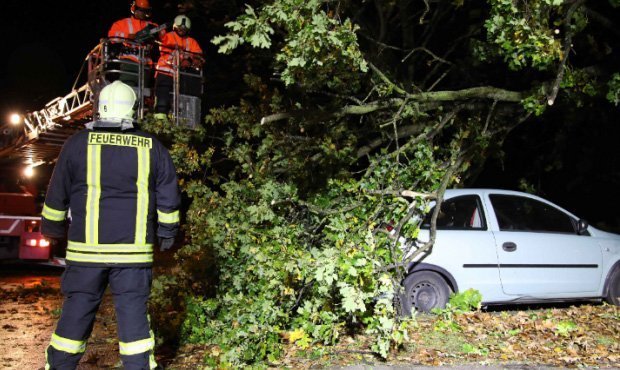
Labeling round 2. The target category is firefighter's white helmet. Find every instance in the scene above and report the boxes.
[97,81,136,122]
[173,15,191,31]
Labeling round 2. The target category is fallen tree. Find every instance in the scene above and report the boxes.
[143,0,620,366]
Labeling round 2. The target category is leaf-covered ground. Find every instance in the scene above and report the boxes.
[0,268,64,370]
[166,304,619,369]
[1,267,618,369]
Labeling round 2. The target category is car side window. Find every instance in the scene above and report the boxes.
[422,195,486,230]
[489,194,575,233]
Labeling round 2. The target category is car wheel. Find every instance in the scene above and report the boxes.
[402,271,452,315]
[606,268,620,306]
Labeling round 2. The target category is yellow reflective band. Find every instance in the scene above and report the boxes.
[157,209,179,224]
[50,333,86,354]
[85,144,101,244]
[150,352,158,369]
[135,146,150,244]
[88,132,153,149]
[45,345,51,370]
[147,318,158,369]
[42,204,66,222]
[66,250,153,264]
[119,337,155,356]
[67,241,153,253]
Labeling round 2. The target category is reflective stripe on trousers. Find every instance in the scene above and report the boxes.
[45,266,157,370]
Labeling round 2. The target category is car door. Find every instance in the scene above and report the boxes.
[418,194,504,301]
[488,194,603,296]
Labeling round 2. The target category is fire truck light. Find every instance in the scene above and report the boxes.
[9,113,22,125]
[24,166,34,178]
[26,238,49,247]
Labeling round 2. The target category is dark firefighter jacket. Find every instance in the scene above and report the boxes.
[41,124,180,267]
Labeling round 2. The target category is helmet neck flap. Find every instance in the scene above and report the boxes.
[92,81,137,131]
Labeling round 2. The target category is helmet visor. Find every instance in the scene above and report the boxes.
[175,25,189,34]
[134,6,152,18]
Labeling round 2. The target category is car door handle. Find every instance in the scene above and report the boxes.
[502,242,517,252]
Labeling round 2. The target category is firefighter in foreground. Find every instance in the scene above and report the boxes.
[42,81,180,370]
[154,15,204,119]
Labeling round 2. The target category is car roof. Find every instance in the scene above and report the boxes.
[444,188,528,197]
[443,188,580,220]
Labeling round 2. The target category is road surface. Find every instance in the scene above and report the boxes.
[0,263,63,370]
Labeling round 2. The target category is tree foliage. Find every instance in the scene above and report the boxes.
[145,0,620,366]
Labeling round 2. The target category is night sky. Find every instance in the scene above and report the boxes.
[1,1,619,231]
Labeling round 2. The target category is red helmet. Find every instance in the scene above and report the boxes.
[131,0,152,17]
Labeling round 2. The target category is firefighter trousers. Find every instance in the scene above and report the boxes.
[45,265,157,370]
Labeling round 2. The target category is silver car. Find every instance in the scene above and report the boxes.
[401,189,620,313]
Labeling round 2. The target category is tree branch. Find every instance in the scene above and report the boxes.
[419,0,430,24]
[356,123,425,159]
[547,0,586,106]
[259,86,524,125]
[368,189,436,199]
[427,68,452,92]
[369,62,408,95]
[410,87,523,102]
[401,47,452,65]
[260,112,292,125]
[402,155,462,264]
[395,106,459,156]
[378,156,461,273]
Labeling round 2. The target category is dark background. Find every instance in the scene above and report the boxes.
[1,1,618,231]
[2,2,125,114]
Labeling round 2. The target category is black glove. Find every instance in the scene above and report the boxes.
[158,237,175,252]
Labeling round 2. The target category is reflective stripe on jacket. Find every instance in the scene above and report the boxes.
[155,31,203,76]
[108,17,158,63]
[108,17,157,39]
[41,125,180,267]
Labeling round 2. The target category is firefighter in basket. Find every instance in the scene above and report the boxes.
[108,0,166,86]
[154,15,204,120]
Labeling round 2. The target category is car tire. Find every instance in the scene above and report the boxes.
[402,271,452,315]
[606,268,620,306]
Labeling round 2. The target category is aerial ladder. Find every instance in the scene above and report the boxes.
[0,37,203,174]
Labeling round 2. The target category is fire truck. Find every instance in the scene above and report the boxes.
[0,35,203,264]
[0,185,65,265]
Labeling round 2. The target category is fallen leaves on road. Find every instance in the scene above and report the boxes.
[272,303,619,369]
[0,282,63,370]
[2,278,618,369]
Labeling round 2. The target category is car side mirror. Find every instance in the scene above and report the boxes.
[577,219,589,235]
